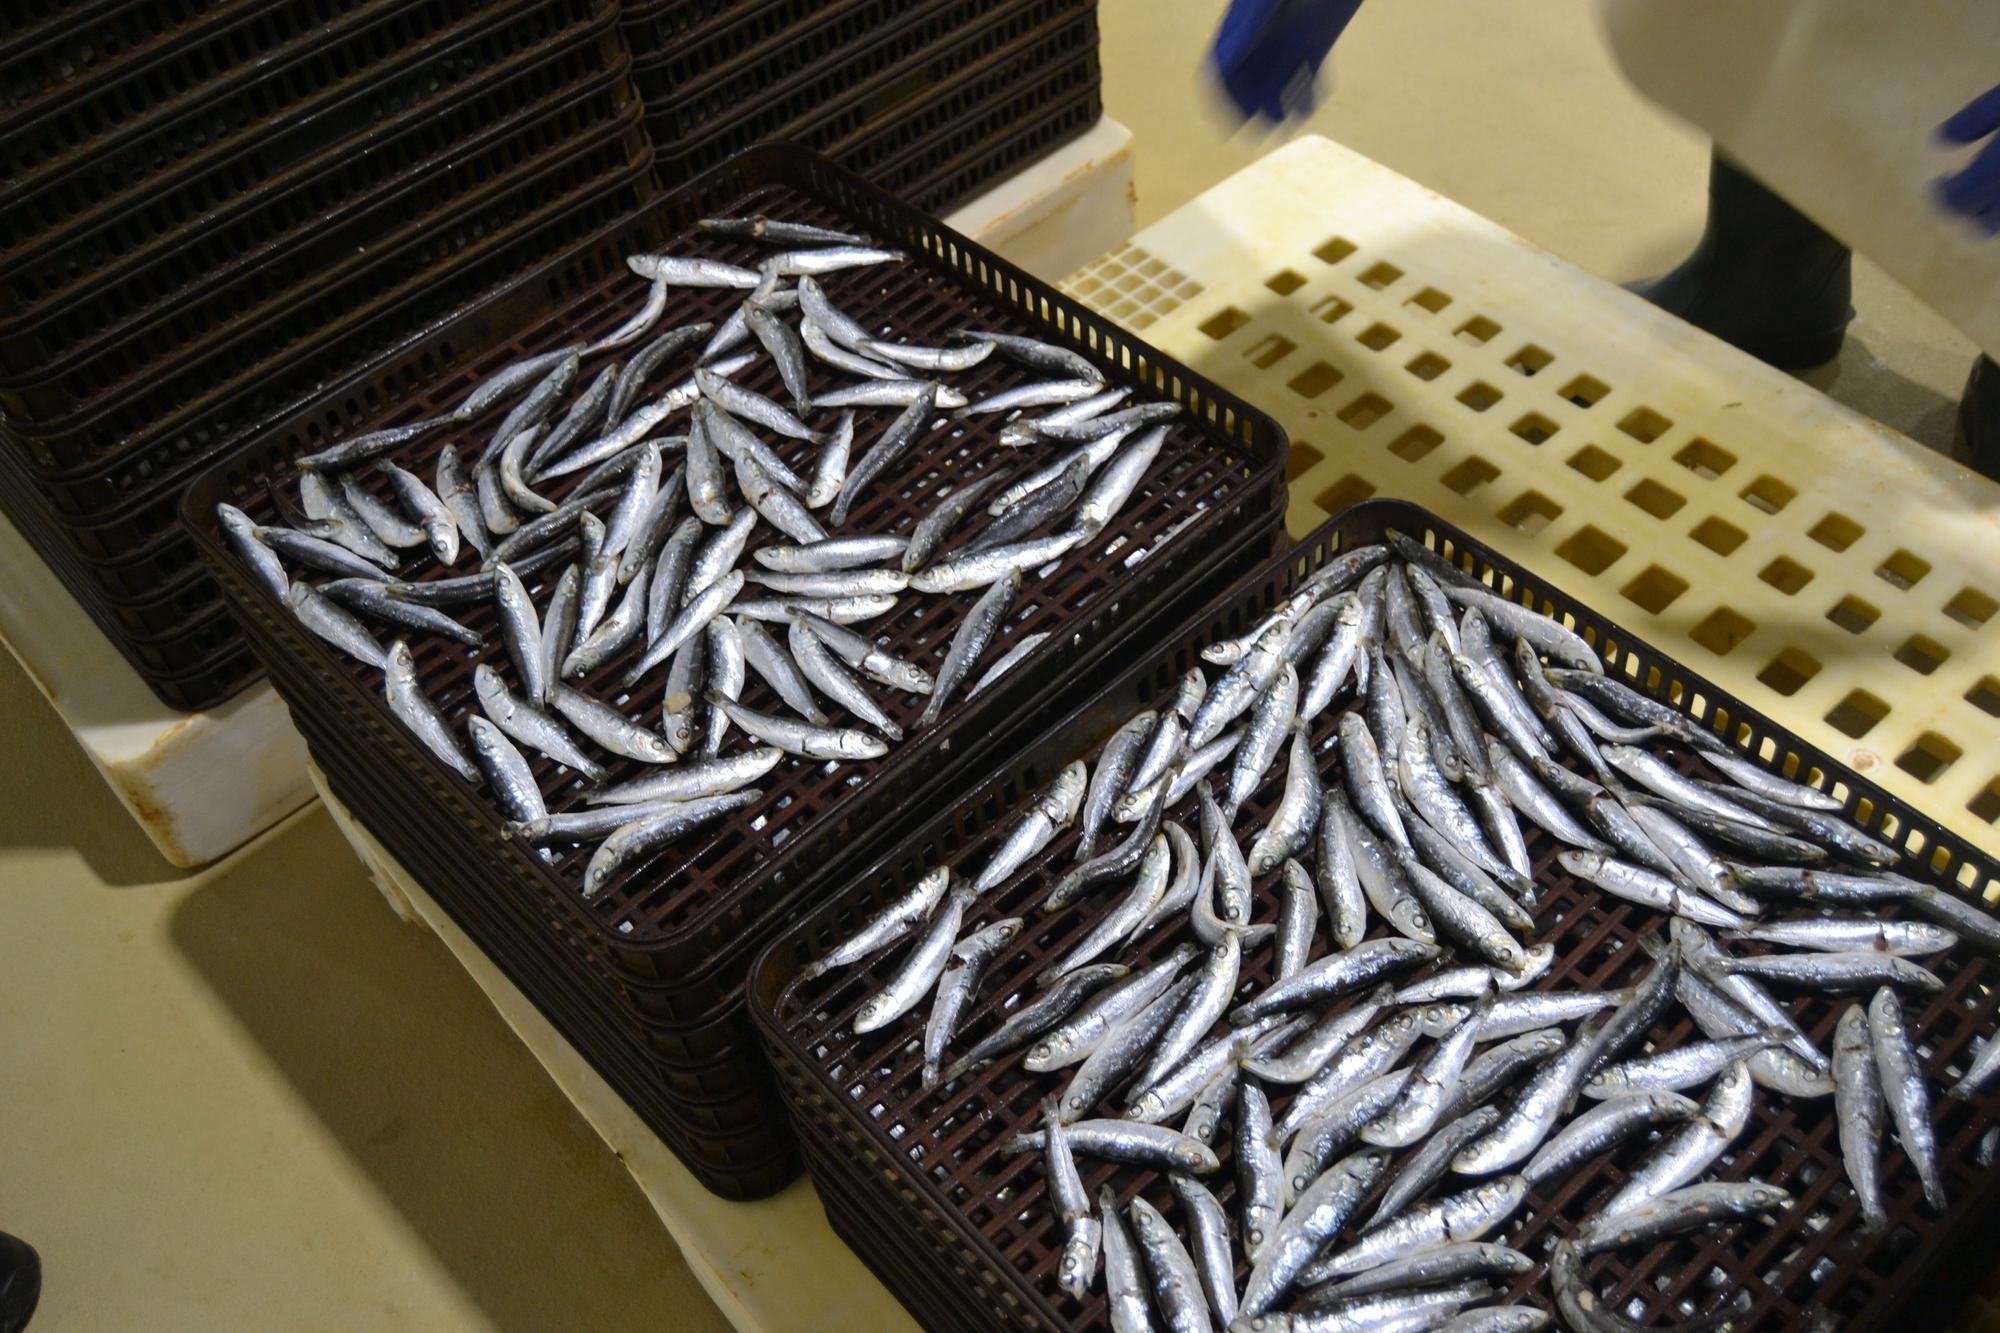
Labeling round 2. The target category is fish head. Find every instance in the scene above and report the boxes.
[851,996,891,1032]
[1056,1221,1100,1298]
[1173,1143,1221,1173]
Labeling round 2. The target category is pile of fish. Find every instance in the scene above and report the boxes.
[216,214,1182,900]
[801,534,2000,1332]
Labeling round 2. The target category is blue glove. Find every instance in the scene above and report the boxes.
[1937,82,2000,234]
[1209,0,1366,122]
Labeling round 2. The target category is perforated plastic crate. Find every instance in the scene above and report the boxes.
[752,497,2000,1333]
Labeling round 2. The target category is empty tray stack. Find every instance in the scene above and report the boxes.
[0,0,654,709]
[625,0,1101,211]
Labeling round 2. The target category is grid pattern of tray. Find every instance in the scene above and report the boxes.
[0,0,652,711]
[186,145,1288,1194]
[752,497,2000,1332]
[1059,134,2000,866]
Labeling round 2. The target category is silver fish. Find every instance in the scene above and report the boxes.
[788,618,903,741]
[851,886,971,1033]
[1557,851,1747,929]
[1170,1175,1236,1325]
[624,569,742,684]
[1452,1029,1608,1174]
[1362,1000,1488,1148]
[1047,1108,1102,1302]
[732,593,899,625]
[1583,1034,1780,1098]
[866,336,994,373]
[1949,1029,2000,1102]
[990,427,1135,514]
[549,685,677,764]
[217,503,290,600]
[1078,711,1157,864]
[625,254,761,287]
[945,964,1130,1084]
[801,318,903,379]
[384,640,475,781]
[791,611,933,694]
[1042,836,1169,983]
[700,400,812,496]
[1719,950,1944,993]
[966,458,1091,556]
[1869,986,1946,1209]
[696,366,822,444]
[813,378,964,410]
[1274,1015,1425,1146]
[588,746,782,808]
[1134,931,1242,1092]
[1007,1120,1220,1174]
[1127,1015,1297,1126]
[683,412,733,525]
[758,534,908,573]
[1522,1090,1699,1186]
[799,865,952,981]
[759,245,904,276]
[1240,1148,1392,1319]
[1025,945,1196,1073]
[1339,713,1408,849]
[806,410,854,509]
[1400,854,1528,973]
[603,323,710,429]
[563,565,651,680]
[909,528,1086,593]
[1101,1186,1154,1333]
[1366,1107,1502,1226]
[1281,1070,1415,1205]
[708,693,887,760]
[1128,1197,1211,1333]
[958,377,1104,415]
[1701,748,1846,811]
[1313,1242,1534,1305]
[294,415,449,470]
[1441,581,1601,672]
[1310,1176,1528,1281]
[1073,424,1166,534]
[467,715,543,823]
[919,569,1018,730]
[903,471,1010,572]
[1600,744,1779,829]
[580,791,760,898]
[287,584,385,667]
[1192,622,1290,748]
[320,579,479,646]
[1243,985,1394,1085]
[473,665,605,780]
[1576,1180,1790,1255]
[1333,791,1434,945]
[698,215,867,246]
[473,460,519,537]
[922,915,1023,1089]
[1237,1078,1284,1264]
[1598,1060,1756,1215]
[453,345,583,421]
[257,523,392,582]
[699,617,744,756]
[1833,1003,1890,1231]
[733,616,828,724]
[973,331,1105,383]
[1274,860,1320,982]
[1224,665,1299,820]
[832,389,938,528]
[299,472,399,566]
[744,301,813,414]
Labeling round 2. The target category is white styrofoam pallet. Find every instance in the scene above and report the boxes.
[1064,134,2000,867]
[310,765,918,1333]
[3,117,1134,872]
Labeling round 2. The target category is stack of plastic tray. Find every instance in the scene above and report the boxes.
[0,0,654,710]
[749,497,2000,1332]
[185,146,1289,1198]
[626,0,1101,212]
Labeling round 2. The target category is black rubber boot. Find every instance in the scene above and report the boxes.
[0,1232,39,1332]
[1963,355,2000,481]
[1631,151,1855,371]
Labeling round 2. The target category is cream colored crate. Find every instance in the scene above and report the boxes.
[1064,135,2000,862]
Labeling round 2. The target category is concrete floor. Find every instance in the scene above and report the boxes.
[0,5,1986,1331]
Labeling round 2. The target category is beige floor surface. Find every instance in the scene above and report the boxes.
[1,5,1986,1330]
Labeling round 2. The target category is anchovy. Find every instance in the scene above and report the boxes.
[1309,1176,1529,1281]
[1132,932,1242,1093]
[320,579,480,646]
[1006,1120,1220,1174]
[1340,713,1408,849]
[1169,1175,1236,1325]
[1670,951,1834,1098]
[1183,1065,1239,1148]
[626,254,761,287]
[1099,1186,1153,1333]
[1239,1148,1392,1318]
[802,317,903,379]
[1868,986,1946,1209]
[1362,1000,1487,1148]
[623,569,742,684]
[1024,945,1196,1072]
[696,366,824,443]
[1833,1003,1889,1231]
[1040,403,1181,447]
[999,387,1132,446]
[295,415,450,470]
[1400,812,1533,934]
[287,584,386,666]
[1137,820,1205,936]
[909,529,1086,594]
[1334,791,1434,945]
[1575,1180,1791,1255]
[851,887,971,1033]
[1441,581,1601,671]
[1598,745,1779,829]
[1038,1105,1101,1301]
[605,322,709,427]
[1399,854,1528,973]
[942,964,1128,1082]
[383,641,475,781]
[1583,1034,1781,1098]
[806,410,854,510]
[1700,748,1846,811]
[1238,1080,1285,1265]
[1522,1090,1699,1185]
[1318,1244,1536,1309]
[973,762,1088,894]
[1224,665,1299,819]
[971,330,1105,383]
[1440,1027,1568,1120]
[563,565,651,680]
[1274,1014,1425,1145]
[1074,425,1167,534]
[1365,1106,1502,1226]
[1077,711,1157,864]
[788,619,903,741]
[903,471,1010,572]
[1949,1030,2000,1102]
[1274,860,1319,981]
[479,350,579,466]
[745,302,813,414]
[732,617,828,725]
[1281,1071,1416,1206]
[867,336,995,373]
[549,684,677,764]
[700,215,867,246]
[473,665,605,780]
[1691,779,1903,867]
[537,565,580,693]
[760,245,904,276]
[922,915,1022,1089]
[1242,984,1395,1085]
[990,427,1134,514]
[1042,835,1169,981]
[707,693,888,760]
[588,747,783,810]
[473,460,519,536]
[733,594,899,625]
[217,504,291,600]
[1639,798,1829,863]
[615,469,686,584]
[965,458,1091,556]
[579,790,760,898]
[1556,851,1747,929]
[791,611,933,695]
[918,569,1017,730]
[300,472,400,566]
[798,865,952,981]
[1127,1015,1297,1125]
[759,534,909,573]
[1598,1060,1756,1214]
[660,636,705,757]
[257,523,392,582]
[700,400,811,496]
[1452,1029,1607,1174]
[814,378,964,409]
[514,800,685,845]
[832,389,937,528]
[1192,622,1290,747]
[644,518,701,647]
[468,715,544,823]
[1719,950,1944,993]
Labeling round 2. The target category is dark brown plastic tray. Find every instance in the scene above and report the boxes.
[874,66,1099,217]
[187,145,1286,1003]
[0,12,632,370]
[0,0,237,112]
[749,497,2000,1333]
[645,0,1093,179]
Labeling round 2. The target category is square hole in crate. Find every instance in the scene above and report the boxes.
[1265,269,1307,295]
[1875,549,1930,589]
[1691,607,1756,655]
[1313,237,1357,264]
[1556,525,1628,575]
[1360,261,1403,289]
[1351,324,1396,352]
[1625,479,1687,519]
[1807,511,1863,551]
[1826,595,1879,634]
[1406,352,1451,381]
[1967,676,2000,718]
[1758,647,1822,696]
[1287,361,1344,398]
[1894,634,1950,675]
[1457,382,1502,412]
[1498,491,1562,535]
[1456,316,1502,346]
[1559,374,1608,408]
[1406,287,1452,314]
[1511,413,1558,445]
[1740,474,1797,514]
[1286,441,1326,482]
[1622,565,1689,613]
[1388,425,1444,462]
[1690,516,1747,556]
[1505,344,1554,377]
[1441,457,1500,495]
[1246,334,1296,368]
[1971,777,2000,824]
[1946,586,1997,628]
[1315,473,1377,513]
[1673,438,1736,480]
[1339,393,1393,429]
[1825,689,1889,738]
[1618,407,1672,443]
[1199,307,1250,339]
[1311,295,1354,324]
[1897,732,1961,783]
[1758,557,1814,595]
[1566,445,1620,481]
